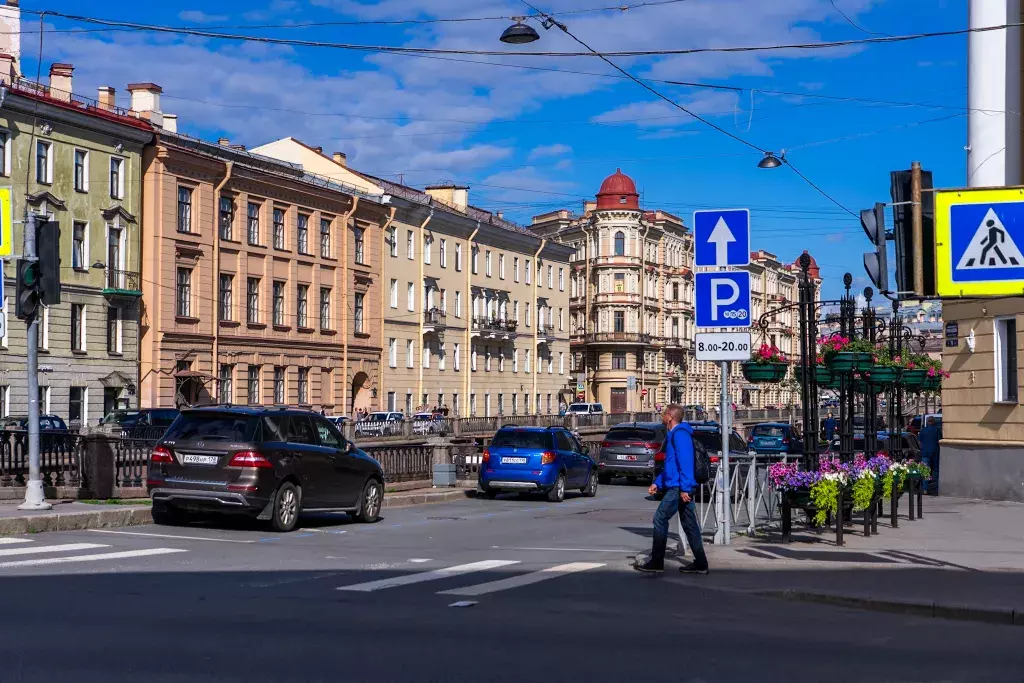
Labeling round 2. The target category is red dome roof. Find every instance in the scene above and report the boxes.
[794,250,820,279]
[596,168,639,210]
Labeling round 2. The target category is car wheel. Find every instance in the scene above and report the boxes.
[151,501,187,526]
[483,489,500,499]
[356,478,383,523]
[582,470,598,497]
[626,475,638,484]
[271,482,301,532]
[598,472,613,486]
[547,473,566,503]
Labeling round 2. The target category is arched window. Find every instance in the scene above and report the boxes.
[614,231,625,256]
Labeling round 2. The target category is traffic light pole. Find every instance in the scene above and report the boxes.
[19,211,50,511]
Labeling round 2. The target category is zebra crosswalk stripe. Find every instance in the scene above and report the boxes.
[0,547,187,569]
[337,560,520,593]
[438,562,606,597]
[0,543,108,557]
[0,538,33,545]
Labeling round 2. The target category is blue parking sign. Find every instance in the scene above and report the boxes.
[695,271,751,328]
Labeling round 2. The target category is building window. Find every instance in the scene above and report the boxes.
[322,287,333,330]
[455,291,462,318]
[0,385,8,417]
[407,230,414,259]
[106,306,122,353]
[456,243,463,271]
[439,342,446,370]
[454,342,461,371]
[996,316,1019,402]
[69,387,85,425]
[297,368,309,404]
[547,265,553,288]
[273,208,285,249]
[389,338,397,367]
[297,285,308,328]
[514,257,520,282]
[485,347,492,372]
[612,352,627,370]
[558,268,564,291]
[485,250,492,277]
[321,218,332,258]
[297,214,308,253]
[177,186,193,233]
[0,130,8,176]
[614,231,625,256]
[424,235,432,264]
[219,196,234,240]
[559,352,564,375]
[440,238,447,267]
[513,349,519,373]
[407,282,415,312]
[422,340,431,368]
[614,273,625,293]
[219,274,233,321]
[273,367,285,403]
[72,221,87,270]
[247,277,260,324]
[273,281,285,326]
[472,247,479,274]
[74,149,88,192]
[525,259,532,284]
[388,226,397,257]
[559,308,564,331]
[614,311,625,333]
[354,227,365,264]
[407,340,415,368]
[498,254,505,279]
[109,157,124,199]
[220,364,233,404]
[35,140,52,184]
[471,345,477,371]
[247,365,260,405]
[390,279,398,308]
[247,202,261,245]
[176,268,192,317]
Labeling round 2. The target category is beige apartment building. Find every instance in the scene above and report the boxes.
[530,170,697,412]
[136,95,389,413]
[252,139,575,417]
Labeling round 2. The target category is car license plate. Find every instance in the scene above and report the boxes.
[181,454,219,465]
[501,457,528,464]
[617,454,637,461]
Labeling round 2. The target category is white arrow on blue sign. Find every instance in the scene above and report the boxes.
[694,209,750,267]
[695,271,751,328]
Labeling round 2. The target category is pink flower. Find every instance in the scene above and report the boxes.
[907,362,916,369]
[927,368,937,377]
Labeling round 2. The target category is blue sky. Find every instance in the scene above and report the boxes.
[22,0,969,297]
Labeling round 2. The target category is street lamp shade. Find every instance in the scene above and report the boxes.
[500,20,540,44]
[757,152,783,169]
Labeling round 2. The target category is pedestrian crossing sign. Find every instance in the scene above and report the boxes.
[936,187,1024,296]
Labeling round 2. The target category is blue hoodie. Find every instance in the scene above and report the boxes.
[654,421,697,492]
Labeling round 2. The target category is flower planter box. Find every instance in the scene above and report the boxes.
[795,364,838,388]
[862,366,902,385]
[923,377,942,391]
[826,351,874,373]
[902,368,928,389]
[741,361,788,383]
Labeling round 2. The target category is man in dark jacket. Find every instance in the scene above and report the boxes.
[634,404,710,575]
[919,417,941,495]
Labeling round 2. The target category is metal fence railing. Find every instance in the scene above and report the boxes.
[0,430,83,489]
[366,445,434,483]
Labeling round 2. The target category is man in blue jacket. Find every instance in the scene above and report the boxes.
[634,404,710,575]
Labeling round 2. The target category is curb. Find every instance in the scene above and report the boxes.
[0,507,153,536]
[383,489,475,508]
[754,589,1024,627]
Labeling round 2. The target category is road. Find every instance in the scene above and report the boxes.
[0,484,1020,682]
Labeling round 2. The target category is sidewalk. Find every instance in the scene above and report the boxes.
[672,496,1024,625]
[0,486,477,535]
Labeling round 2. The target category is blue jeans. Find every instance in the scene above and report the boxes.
[651,488,709,569]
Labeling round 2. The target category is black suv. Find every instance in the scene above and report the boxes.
[147,407,385,532]
[596,421,667,484]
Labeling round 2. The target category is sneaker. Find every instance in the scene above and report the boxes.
[633,559,664,574]
[679,563,709,575]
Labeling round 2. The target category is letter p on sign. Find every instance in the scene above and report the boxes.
[695,271,751,328]
[710,278,739,320]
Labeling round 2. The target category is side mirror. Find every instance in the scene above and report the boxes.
[344,441,354,453]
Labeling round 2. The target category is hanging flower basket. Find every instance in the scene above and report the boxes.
[852,378,885,394]
[827,351,874,373]
[796,364,840,389]
[862,366,902,385]
[741,361,788,383]
[902,368,928,388]
[923,377,942,391]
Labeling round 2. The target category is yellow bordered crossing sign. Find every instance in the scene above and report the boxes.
[936,186,1024,297]
[0,187,12,257]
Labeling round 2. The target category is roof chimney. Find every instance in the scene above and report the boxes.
[0,53,14,86]
[217,137,231,146]
[48,63,72,102]
[97,86,115,111]
[162,113,178,133]
[424,183,469,212]
[332,152,347,167]
[312,146,323,154]
[126,82,163,128]
[496,211,503,220]
[0,1,20,79]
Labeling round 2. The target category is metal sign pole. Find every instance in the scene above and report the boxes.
[19,211,49,511]
[720,360,731,544]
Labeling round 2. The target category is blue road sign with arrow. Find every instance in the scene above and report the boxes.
[694,209,750,267]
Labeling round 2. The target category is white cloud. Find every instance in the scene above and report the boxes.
[592,91,741,129]
[528,143,572,161]
[177,10,229,23]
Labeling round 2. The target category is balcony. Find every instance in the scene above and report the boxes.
[423,308,447,333]
[472,317,518,339]
[663,337,694,351]
[591,255,642,268]
[594,292,641,306]
[573,331,652,345]
[103,268,142,297]
[537,323,557,344]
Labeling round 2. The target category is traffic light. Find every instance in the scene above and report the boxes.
[890,167,936,297]
[15,258,40,320]
[36,220,61,306]
[861,202,888,293]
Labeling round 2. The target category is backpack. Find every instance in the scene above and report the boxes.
[691,433,712,485]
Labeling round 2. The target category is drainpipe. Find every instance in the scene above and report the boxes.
[580,219,594,403]
[415,210,434,408]
[341,196,359,415]
[212,161,233,400]
[465,221,479,415]
[378,206,397,409]
[532,237,546,411]
[639,217,650,411]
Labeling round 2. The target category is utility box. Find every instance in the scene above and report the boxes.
[432,463,457,488]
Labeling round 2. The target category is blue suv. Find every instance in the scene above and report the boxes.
[480,426,598,502]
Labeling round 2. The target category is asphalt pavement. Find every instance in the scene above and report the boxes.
[0,483,1021,682]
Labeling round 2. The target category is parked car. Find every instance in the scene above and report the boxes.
[147,407,385,532]
[355,411,405,437]
[689,421,748,460]
[327,415,351,428]
[596,421,667,485]
[479,426,598,502]
[100,408,179,437]
[907,413,942,435]
[411,412,446,435]
[748,422,803,455]
[566,402,604,415]
[0,414,68,431]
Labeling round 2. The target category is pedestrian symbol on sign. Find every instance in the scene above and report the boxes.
[956,208,1024,269]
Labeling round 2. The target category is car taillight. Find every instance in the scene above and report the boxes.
[782,438,789,445]
[601,441,611,448]
[654,451,666,462]
[710,456,720,463]
[482,448,490,464]
[150,445,174,464]
[644,442,660,450]
[228,450,273,468]
[540,451,557,465]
